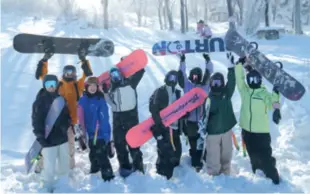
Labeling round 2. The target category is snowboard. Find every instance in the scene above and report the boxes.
[126,88,208,148]
[25,96,65,174]
[97,49,148,86]
[225,28,305,101]
[152,37,226,56]
[13,33,114,57]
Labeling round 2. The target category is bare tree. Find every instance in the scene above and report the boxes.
[180,0,186,33]
[163,0,168,29]
[158,0,164,29]
[244,0,265,34]
[133,0,143,27]
[165,0,174,30]
[204,0,208,22]
[265,0,270,27]
[235,0,243,26]
[271,0,278,22]
[102,0,109,29]
[185,0,188,31]
[294,0,303,34]
[226,0,235,28]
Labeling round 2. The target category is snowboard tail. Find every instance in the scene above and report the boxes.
[126,88,208,148]
[13,33,114,57]
[225,29,305,101]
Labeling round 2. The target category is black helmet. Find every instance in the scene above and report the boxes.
[189,67,203,84]
[246,69,262,89]
[62,65,77,81]
[43,74,58,89]
[198,20,204,24]
[210,72,225,93]
[109,67,123,84]
[164,70,178,87]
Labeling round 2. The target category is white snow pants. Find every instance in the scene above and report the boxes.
[41,142,70,190]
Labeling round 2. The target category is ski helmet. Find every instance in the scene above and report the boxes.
[198,20,204,24]
[109,67,123,84]
[86,76,99,86]
[210,72,225,93]
[246,69,262,89]
[43,74,58,89]
[62,65,77,81]
[164,70,178,87]
[189,67,203,84]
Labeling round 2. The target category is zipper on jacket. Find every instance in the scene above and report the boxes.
[249,89,254,132]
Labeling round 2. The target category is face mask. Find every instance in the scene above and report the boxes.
[166,74,177,87]
[211,79,223,87]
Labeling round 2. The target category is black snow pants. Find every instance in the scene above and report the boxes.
[113,112,143,172]
[155,128,182,179]
[185,121,203,169]
[88,139,114,180]
[242,129,280,184]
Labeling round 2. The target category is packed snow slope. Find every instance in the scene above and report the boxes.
[1,13,310,193]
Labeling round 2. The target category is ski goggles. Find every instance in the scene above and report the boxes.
[44,80,57,88]
[64,69,76,77]
[211,79,222,87]
[110,70,122,81]
[168,74,177,82]
[248,76,261,84]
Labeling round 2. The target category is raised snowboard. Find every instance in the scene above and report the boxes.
[225,28,305,101]
[13,33,114,57]
[152,37,226,56]
[25,96,65,174]
[126,88,208,148]
[97,49,148,86]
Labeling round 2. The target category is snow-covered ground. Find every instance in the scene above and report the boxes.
[1,13,310,193]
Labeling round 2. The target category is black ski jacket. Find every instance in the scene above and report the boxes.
[32,88,71,148]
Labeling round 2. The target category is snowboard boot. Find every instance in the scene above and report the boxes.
[101,169,115,182]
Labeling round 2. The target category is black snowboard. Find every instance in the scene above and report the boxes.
[13,33,114,57]
[225,28,305,101]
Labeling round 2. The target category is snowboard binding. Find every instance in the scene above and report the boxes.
[38,38,55,54]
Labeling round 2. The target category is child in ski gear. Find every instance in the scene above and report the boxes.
[178,53,213,171]
[78,77,114,181]
[35,50,93,169]
[205,53,237,176]
[149,70,182,179]
[32,74,71,192]
[196,20,212,38]
[235,57,281,184]
[102,66,145,177]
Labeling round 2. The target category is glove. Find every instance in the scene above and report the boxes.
[81,61,93,76]
[179,54,186,62]
[102,83,109,93]
[237,56,247,65]
[78,48,87,62]
[107,141,115,158]
[35,60,44,80]
[273,109,281,124]
[203,53,210,63]
[273,86,280,94]
[226,52,234,68]
[42,52,53,61]
[150,124,165,140]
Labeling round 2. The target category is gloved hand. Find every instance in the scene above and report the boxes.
[35,60,44,80]
[226,52,234,68]
[78,48,87,62]
[179,54,186,62]
[81,61,93,76]
[273,109,281,124]
[273,86,280,94]
[150,125,165,141]
[42,52,53,61]
[102,83,109,93]
[237,56,247,65]
[203,53,210,63]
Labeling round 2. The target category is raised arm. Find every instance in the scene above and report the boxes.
[225,53,236,99]
[129,68,145,89]
[77,60,93,91]
[35,53,53,80]
[201,54,214,85]
[178,54,193,92]
[235,57,249,96]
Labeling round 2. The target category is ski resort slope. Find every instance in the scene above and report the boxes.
[1,14,310,193]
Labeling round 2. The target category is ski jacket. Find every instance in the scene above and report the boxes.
[37,60,92,125]
[178,61,213,122]
[197,24,212,38]
[32,88,71,148]
[104,69,145,124]
[78,92,111,142]
[149,85,181,130]
[235,63,280,133]
[207,67,237,135]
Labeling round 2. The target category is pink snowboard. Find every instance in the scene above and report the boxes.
[126,88,208,148]
[97,49,147,86]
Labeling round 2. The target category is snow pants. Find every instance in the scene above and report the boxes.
[185,121,203,168]
[113,115,143,171]
[206,130,233,175]
[88,139,114,180]
[155,129,182,179]
[242,129,280,184]
[67,126,75,169]
[41,142,70,191]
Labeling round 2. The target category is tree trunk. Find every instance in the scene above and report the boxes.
[185,0,188,31]
[163,0,168,29]
[204,0,208,22]
[165,0,174,30]
[265,0,269,27]
[226,0,235,29]
[271,0,277,21]
[294,0,303,34]
[158,0,164,30]
[235,0,243,26]
[180,0,186,33]
[103,0,109,29]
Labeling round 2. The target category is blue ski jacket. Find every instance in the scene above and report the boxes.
[78,93,111,142]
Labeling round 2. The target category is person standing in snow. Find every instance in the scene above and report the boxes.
[149,70,182,180]
[205,53,237,176]
[235,56,281,184]
[32,74,71,192]
[196,20,212,39]
[78,77,114,181]
[178,53,213,171]
[35,50,93,169]
[102,59,145,177]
